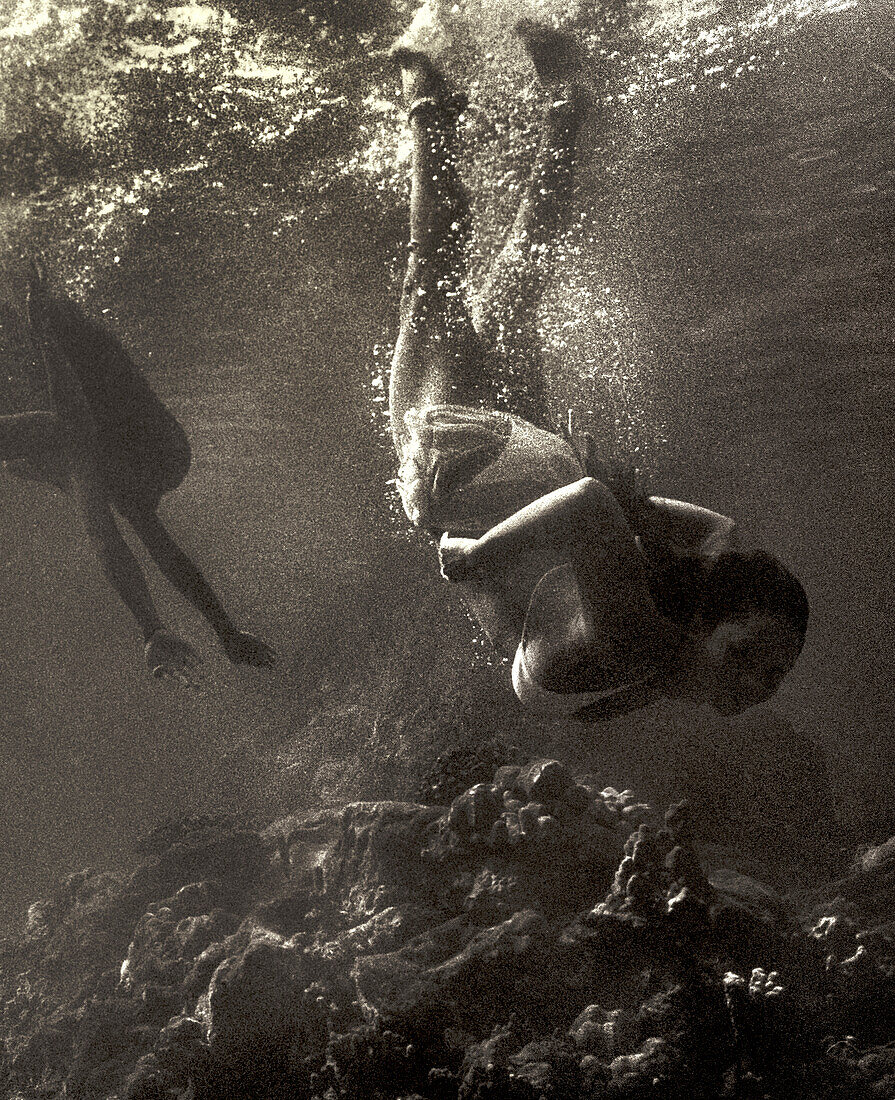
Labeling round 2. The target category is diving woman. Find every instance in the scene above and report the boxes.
[389,25,808,720]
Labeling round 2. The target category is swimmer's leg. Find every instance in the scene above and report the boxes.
[494,22,590,255]
[473,23,591,429]
[118,492,277,668]
[389,50,494,449]
[0,410,60,460]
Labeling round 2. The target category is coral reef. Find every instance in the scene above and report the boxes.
[1,760,894,1099]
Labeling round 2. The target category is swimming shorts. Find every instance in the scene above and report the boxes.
[397,404,586,537]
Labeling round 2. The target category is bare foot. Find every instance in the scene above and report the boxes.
[391,46,468,117]
[391,47,450,107]
[514,19,583,87]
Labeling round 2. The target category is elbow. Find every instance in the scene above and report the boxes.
[575,476,616,506]
[708,519,740,558]
[571,476,622,522]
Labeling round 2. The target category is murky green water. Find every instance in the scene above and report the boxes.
[0,0,893,927]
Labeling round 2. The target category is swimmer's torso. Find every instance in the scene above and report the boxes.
[398,403,676,696]
[2,292,190,506]
[464,524,675,696]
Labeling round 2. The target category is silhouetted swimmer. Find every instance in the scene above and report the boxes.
[0,263,276,686]
[389,25,808,720]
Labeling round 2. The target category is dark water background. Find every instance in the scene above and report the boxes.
[0,0,893,930]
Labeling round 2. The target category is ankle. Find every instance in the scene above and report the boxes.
[545,83,590,123]
[407,90,468,125]
[392,48,448,107]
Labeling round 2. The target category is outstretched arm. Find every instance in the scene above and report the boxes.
[27,272,155,639]
[71,462,162,643]
[26,272,202,684]
[121,506,276,668]
[444,477,654,599]
[68,455,203,685]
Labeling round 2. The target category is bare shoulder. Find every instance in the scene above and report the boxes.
[565,475,635,531]
[639,495,738,555]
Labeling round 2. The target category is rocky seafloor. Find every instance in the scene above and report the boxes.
[2,754,895,1100]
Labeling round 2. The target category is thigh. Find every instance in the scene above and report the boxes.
[473,237,541,349]
[0,410,61,461]
[471,291,551,431]
[391,254,497,442]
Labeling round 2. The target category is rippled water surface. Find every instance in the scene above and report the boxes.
[0,0,893,926]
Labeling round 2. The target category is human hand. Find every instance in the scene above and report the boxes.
[221,630,277,668]
[438,534,479,582]
[144,629,204,688]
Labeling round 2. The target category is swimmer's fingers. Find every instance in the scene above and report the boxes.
[177,657,205,691]
[151,664,187,685]
[151,660,205,692]
[439,552,470,582]
[439,557,466,582]
[438,533,478,582]
[145,630,204,689]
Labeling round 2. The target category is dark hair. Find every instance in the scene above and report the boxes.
[571,429,809,644]
[696,549,809,641]
[645,547,809,646]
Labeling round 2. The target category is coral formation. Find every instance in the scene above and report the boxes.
[1,760,894,1099]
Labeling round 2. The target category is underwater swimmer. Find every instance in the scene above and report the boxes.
[389,25,808,720]
[0,262,276,685]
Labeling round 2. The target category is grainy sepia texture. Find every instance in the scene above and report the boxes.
[0,0,893,1094]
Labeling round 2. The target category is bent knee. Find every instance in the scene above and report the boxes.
[400,253,441,302]
[399,280,451,339]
